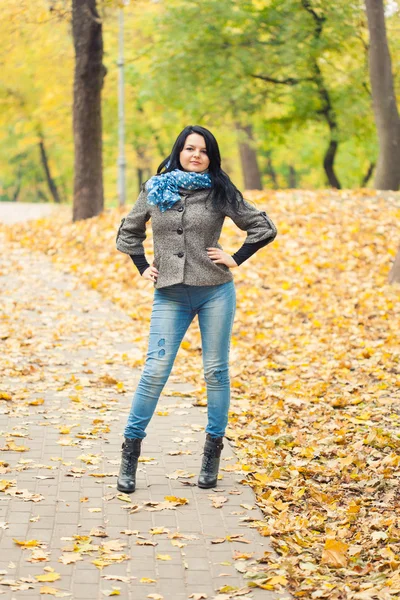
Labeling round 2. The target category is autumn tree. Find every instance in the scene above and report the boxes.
[365,0,400,192]
[364,0,400,283]
[72,0,106,221]
[140,0,374,189]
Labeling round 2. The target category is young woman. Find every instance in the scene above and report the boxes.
[115,125,277,493]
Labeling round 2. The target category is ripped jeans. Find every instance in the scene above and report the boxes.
[124,280,236,440]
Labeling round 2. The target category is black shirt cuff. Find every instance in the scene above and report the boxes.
[130,254,150,275]
[231,237,272,267]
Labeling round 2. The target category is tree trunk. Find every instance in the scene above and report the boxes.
[235,123,263,190]
[312,64,341,189]
[389,248,400,283]
[265,151,278,189]
[300,2,341,189]
[323,140,341,189]
[360,161,375,187]
[38,136,62,203]
[12,185,20,202]
[72,0,106,221]
[37,189,49,203]
[12,166,22,202]
[288,165,297,188]
[137,168,144,191]
[135,146,153,192]
[365,0,400,190]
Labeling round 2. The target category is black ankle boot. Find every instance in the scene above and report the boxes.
[198,433,224,488]
[117,437,142,493]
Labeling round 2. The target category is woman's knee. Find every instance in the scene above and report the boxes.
[141,359,172,387]
[204,365,230,387]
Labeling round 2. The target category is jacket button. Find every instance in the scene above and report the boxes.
[177,227,183,234]
[177,252,184,258]
[178,206,184,212]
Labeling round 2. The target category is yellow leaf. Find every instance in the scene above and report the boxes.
[117,493,132,503]
[156,554,172,561]
[218,585,237,593]
[35,572,61,582]
[267,575,287,586]
[164,496,189,505]
[100,374,118,385]
[92,559,109,569]
[321,539,348,568]
[0,480,15,491]
[28,398,45,406]
[231,380,243,388]
[69,395,81,403]
[150,527,169,535]
[140,577,156,583]
[253,473,270,484]
[40,586,59,595]
[14,538,41,547]
[347,502,361,515]
[6,441,29,452]
[170,540,185,548]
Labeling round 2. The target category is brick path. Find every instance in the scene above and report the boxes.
[0,213,282,600]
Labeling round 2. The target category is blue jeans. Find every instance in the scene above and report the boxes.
[124,280,236,440]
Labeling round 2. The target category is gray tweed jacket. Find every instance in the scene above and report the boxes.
[116,185,277,289]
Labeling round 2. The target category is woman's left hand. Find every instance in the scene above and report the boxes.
[206,247,238,268]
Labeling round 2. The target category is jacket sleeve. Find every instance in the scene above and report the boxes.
[223,193,278,246]
[116,187,151,256]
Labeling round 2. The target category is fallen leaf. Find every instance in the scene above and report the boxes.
[28,398,44,406]
[321,539,349,568]
[13,539,41,548]
[35,572,61,582]
[164,495,189,505]
[101,588,120,597]
[209,495,228,509]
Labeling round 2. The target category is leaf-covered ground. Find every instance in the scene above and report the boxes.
[2,190,400,599]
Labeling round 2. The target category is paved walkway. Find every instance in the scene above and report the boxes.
[0,210,281,600]
[0,202,70,224]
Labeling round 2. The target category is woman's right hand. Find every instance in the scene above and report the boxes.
[142,265,159,283]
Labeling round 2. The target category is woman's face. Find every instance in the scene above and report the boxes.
[179,133,210,173]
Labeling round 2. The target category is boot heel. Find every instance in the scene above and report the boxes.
[198,434,224,489]
[117,437,142,494]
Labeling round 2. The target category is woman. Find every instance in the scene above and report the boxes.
[115,125,277,493]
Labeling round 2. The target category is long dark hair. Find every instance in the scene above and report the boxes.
[154,125,244,213]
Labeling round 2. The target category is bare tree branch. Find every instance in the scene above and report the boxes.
[250,74,301,86]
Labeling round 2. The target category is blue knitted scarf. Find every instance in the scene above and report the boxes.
[145,168,212,212]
